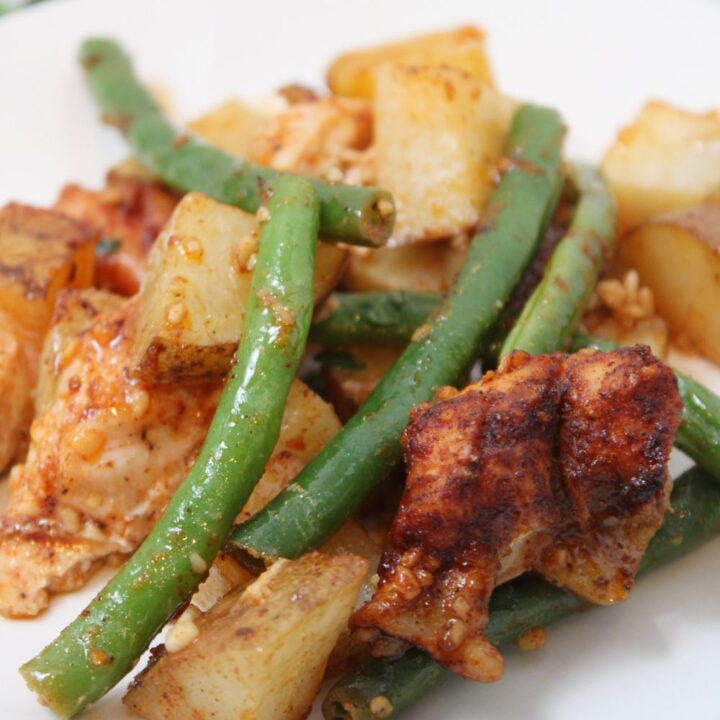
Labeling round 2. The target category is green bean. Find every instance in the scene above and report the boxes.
[79,38,394,247]
[323,466,720,720]
[499,163,616,356]
[228,104,565,561]
[310,291,440,346]
[20,176,320,718]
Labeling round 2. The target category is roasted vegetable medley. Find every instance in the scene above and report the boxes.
[0,25,719,720]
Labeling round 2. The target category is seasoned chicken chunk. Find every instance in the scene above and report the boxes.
[0,299,220,617]
[0,298,340,617]
[354,347,682,682]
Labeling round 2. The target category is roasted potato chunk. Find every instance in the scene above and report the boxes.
[132,192,345,382]
[125,552,368,720]
[35,289,123,415]
[323,345,403,420]
[344,240,466,292]
[188,99,268,157]
[0,203,97,337]
[374,64,515,242]
[617,204,720,363]
[237,379,342,521]
[602,101,720,230]
[191,97,372,183]
[327,26,494,100]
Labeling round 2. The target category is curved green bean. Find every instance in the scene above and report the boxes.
[21,176,320,718]
[500,162,616,356]
[79,38,394,247]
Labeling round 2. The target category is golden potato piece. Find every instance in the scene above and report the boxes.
[374,64,515,242]
[188,99,268,157]
[617,204,720,363]
[0,203,97,337]
[323,345,403,420]
[602,101,720,230]
[237,379,342,522]
[125,552,368,720]
[132,192,345,383]
[344,240,466,292]
[327,26,494,100]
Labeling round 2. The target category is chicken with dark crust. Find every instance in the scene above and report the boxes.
[353,346,683,682]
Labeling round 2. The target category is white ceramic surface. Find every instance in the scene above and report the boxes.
[1,0,720,717]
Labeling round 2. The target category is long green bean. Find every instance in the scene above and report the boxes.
[21,176,320,718]
[228,104,565,561]
[499,163,616,356]
[79,38,394,247]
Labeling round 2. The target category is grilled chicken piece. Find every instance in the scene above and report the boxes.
[0,294,341,618]
[0,298,221,617]
[55,170,179,296]
[354,346,682,682]
[247,96,374,183]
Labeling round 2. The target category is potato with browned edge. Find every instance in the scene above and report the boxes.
[131,192,346,383]
[602,102,720,231]
[374,63,515,243]
[617,204,720,364]
[125,552,368,720]
[327,26,495,100]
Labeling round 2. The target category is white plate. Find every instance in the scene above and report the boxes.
[2,0,720,717]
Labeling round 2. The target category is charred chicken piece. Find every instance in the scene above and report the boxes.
[55,170,179,296]
[354,346,682,682]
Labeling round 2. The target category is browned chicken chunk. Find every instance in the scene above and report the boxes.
[55,170,179,296]
[354,346,682,682]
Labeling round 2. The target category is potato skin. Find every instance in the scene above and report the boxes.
[618,204,720,363]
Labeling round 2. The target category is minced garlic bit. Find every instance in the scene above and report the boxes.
[71,426,106,461]
[592,270,655,327]
[517,626,547,652]
[246,252,258,271]
[369,695,394,719]
[583,268,669,358]
[256,205,271,223]
[165,607,200,653]
[125,386,150,420]
[166,301,187,326]
[190,552,208,575]
[88,648,113,666]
